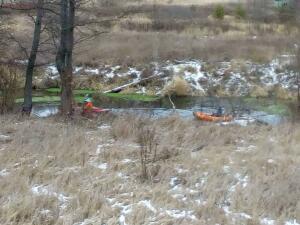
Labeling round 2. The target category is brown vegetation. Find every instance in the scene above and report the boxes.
[0,66,22,113]
[0,114,299,224]
[162,75,191,96]
[4,0,300,66]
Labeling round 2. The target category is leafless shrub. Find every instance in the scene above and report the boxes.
[0,65,20,114]
[137,124,158,180]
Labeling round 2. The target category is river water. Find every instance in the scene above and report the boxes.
[30,96,300,126]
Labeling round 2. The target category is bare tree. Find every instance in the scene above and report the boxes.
[55,0,75,116]
[22,0,44,114]
[297,46,300,108]
[3,0,132,116]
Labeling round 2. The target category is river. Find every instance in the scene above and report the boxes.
[29,95,300,126]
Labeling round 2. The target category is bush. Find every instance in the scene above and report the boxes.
[213,5,225,20]
[0,66,19,114]
[137,124,158,181]
[162,76,191,97]
[235,5,246,19]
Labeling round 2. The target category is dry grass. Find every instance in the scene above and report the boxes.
[0,114,300,224]
[4,0,300,66]
[0,66,22,113]
[162,75,191,97]
[76,0,299,65]
[75,31,292,66]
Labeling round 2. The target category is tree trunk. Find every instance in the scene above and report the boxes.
[22,0,44,115]
[297,72,300,109]
[56,0,75,116]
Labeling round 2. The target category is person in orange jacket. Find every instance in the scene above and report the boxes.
[82,95,94,115]
[82,95,108,117]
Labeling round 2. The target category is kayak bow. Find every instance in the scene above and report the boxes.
[193,112,233,122]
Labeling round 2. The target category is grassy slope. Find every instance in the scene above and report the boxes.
[45,88,95,95]
[16,89,160,103]
[15,96,85,103]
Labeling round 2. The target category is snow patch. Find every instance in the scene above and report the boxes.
[46,65,58,76]
[165,209,196,220]
[236,145,256,152]
[84,68,99,75]
[121,159,134,164]
[165,60,206,93]
[0,168,9,177]
[138,200,157,213]
[96,143,112,154]
[260,217,275,225]
[97,124,111,130]
[176,167,189,174]
[285,220,300,225]
[31,185,72,209]
[97,163,108,170]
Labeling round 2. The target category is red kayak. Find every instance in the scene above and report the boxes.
[92,107,110,113]
[80,107,110,116]
[193,112,233,122]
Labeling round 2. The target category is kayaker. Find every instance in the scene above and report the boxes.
[212,106,223,117]
[82,95,94,114]
[82,94,108,117]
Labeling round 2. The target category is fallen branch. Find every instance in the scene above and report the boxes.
[104,74,161,93]
[168,94,176,110]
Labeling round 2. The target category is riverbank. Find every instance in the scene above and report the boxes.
[0,114,299,224]
[30,56,299,100]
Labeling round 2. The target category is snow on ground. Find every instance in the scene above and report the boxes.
[164,60,206,93]
[225,72,250,96]
[107,196,198,224]
[2,125,298,225]
[31,185,72,210]
[3,112,297,225]
[96,163,108,170]
[84,68,99,75]
[0,168,9,177]
[97,124,111,130]
[46,65,58,76]
[41,55,298,97]
[261,217,276,225]
[96,143,112,154]
[0,134,10,139]
[285,220,300,225]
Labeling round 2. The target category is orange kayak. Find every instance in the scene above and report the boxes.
[193,112,233,122]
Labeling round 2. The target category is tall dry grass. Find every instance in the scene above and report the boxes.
[0,114,300,224]
[0,66,21,114]
[5,0,300,66]
[75,30,295,65]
